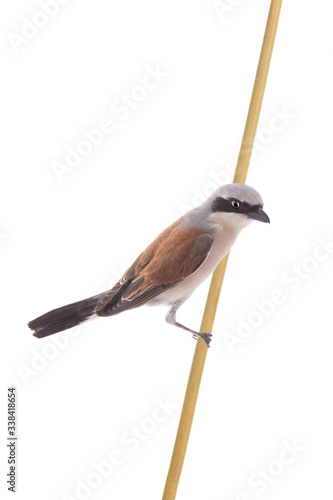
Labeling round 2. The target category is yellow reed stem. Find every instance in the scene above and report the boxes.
[162,1,283,499]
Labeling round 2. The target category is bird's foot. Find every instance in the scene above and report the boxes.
[192,332,212,348]
[168,318,213,348]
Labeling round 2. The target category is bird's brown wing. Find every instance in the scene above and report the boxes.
[94,218,213,316]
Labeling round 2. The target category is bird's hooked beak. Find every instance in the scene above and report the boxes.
[247,208,270,223]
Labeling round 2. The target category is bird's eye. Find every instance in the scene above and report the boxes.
[231,200,240,209]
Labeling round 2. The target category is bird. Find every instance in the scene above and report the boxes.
[28,183,269,346]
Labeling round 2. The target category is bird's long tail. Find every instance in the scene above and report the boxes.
[28,292,106,338]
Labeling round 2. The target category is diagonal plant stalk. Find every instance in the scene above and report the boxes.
[162,1,283,498]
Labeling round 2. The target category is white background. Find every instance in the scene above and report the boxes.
[1,1,333,499]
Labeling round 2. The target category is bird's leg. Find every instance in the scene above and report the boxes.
[165,303,212,347]
[174,323,212,348]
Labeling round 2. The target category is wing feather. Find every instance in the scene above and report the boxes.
[95,219,213,317]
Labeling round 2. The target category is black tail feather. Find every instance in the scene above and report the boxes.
[28,293,106,338]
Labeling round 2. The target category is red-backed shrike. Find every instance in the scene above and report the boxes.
[29,183,269,346]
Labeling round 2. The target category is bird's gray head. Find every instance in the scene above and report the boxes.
[208,183,270,231]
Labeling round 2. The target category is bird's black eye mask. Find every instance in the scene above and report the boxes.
[211,197,262,215]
